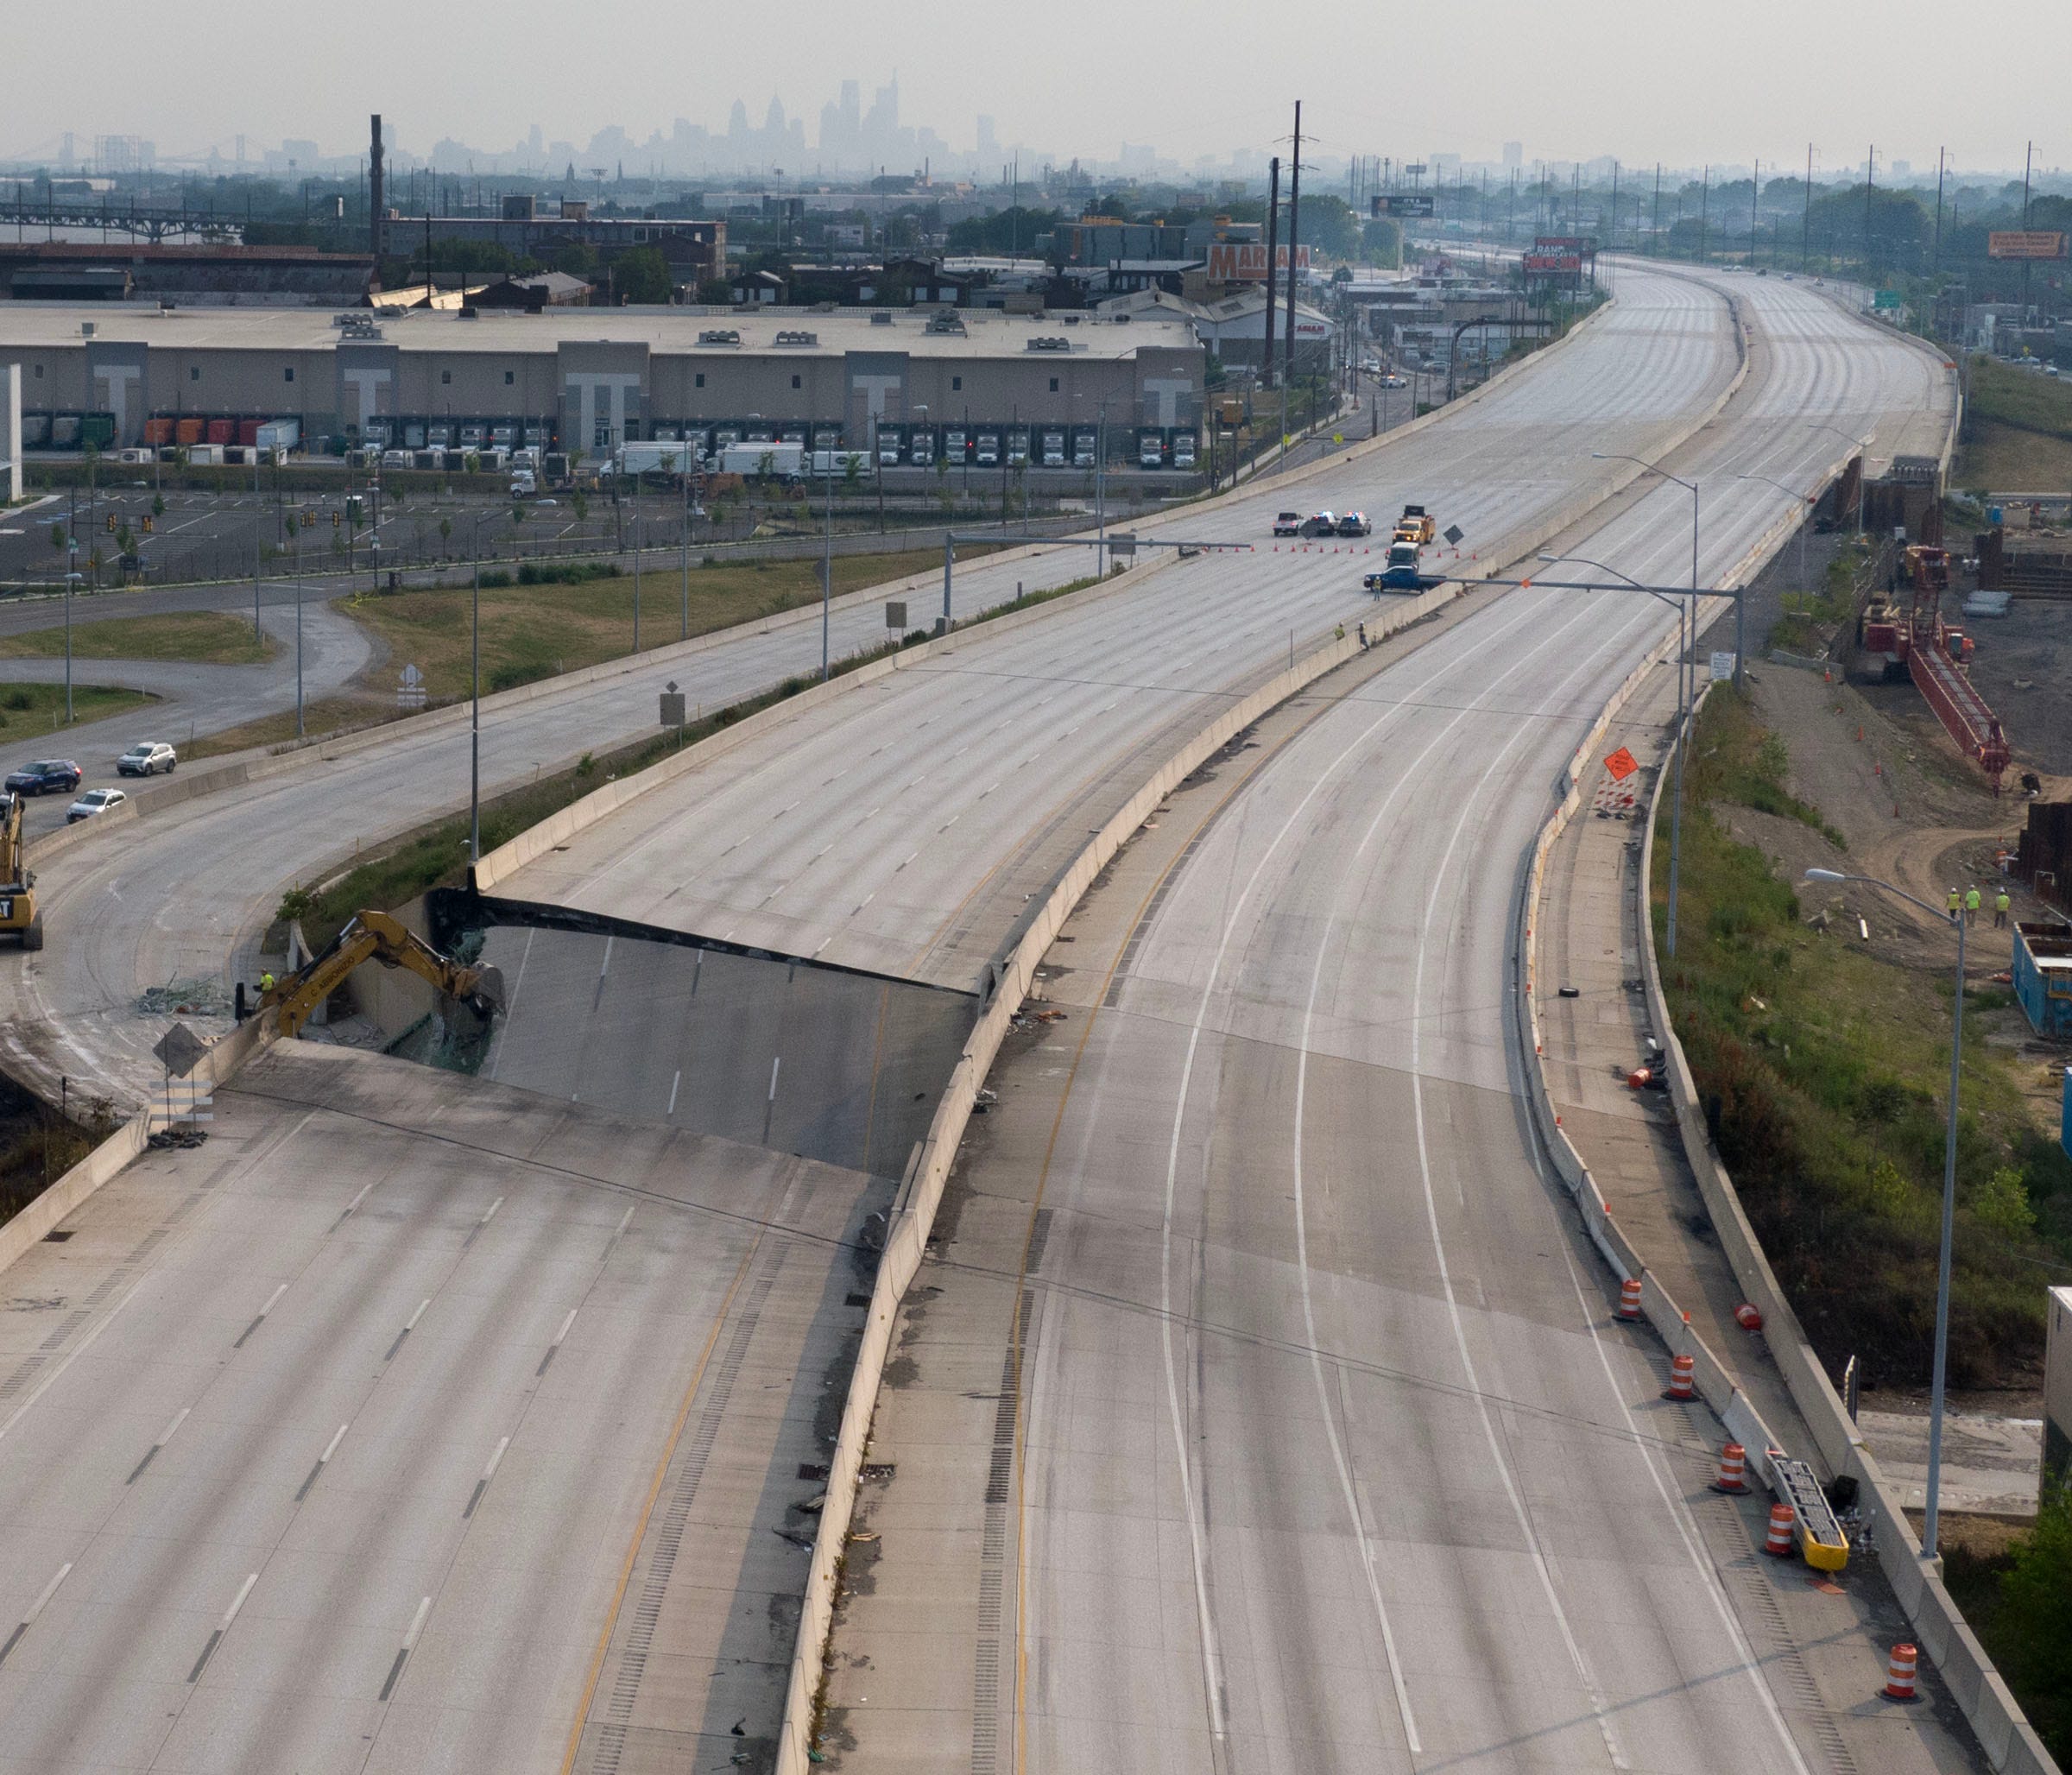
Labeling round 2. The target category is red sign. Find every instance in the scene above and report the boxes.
[1603,747,1639,781]
[1206,243,1314,282]
[1524,254,1583,274]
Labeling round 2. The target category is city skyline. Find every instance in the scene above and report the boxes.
[0,0,2063,179]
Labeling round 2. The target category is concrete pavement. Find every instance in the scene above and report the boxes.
[0,1042,882,1772]
[812,269,1973,1774]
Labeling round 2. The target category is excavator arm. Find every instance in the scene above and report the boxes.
[257,909,504,1038]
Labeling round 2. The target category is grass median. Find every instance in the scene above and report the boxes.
[0,683,155,736]
[1652,683,2071,1389]
[338,545,998,703]
[0,610,274,666]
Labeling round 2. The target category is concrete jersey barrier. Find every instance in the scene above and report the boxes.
[1513,414,2055,1771]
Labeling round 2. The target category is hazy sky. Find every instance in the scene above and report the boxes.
[4,0,2063,174]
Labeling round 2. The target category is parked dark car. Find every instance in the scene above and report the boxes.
[1336,512,1374,537]
[6,760,82,796]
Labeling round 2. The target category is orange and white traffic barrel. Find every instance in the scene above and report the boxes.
[1616,1277,1643,1321]
[1712,1443,1750,1494]
[1762,1502,1796,1558]
[1662,1354,1696,1400]
[1882,1644,1919,1702]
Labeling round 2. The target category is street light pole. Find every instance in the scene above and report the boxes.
[1810,423,1873,538]
[821,445,834,681]
[470,511,494,864]
[64,544,76,726]
[294,510,305,739]
[1806,868,1964,1562]
[1592,453,1703,951]
[1736,471,1815,597]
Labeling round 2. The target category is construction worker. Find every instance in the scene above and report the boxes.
[1964,886,1981,926]
[1994,888,2011,929]
[258,970,276,995]
[1947,888,1961,918]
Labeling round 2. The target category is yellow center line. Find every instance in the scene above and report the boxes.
[559,1236,761,1775]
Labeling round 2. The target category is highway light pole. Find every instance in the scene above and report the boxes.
[1537,551,1695,954]
[1735,472,1815,595]
[64,544,77,725]
[1805,867,1964,1563]
[1592,452,1702,953]
[470,510,496,864]
[1810,423,1873,536]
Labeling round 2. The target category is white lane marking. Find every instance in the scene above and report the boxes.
[378,1595,433,1701]
[127,1404,193,1484]
[1398,612,1665,1772]
[338,1182,374,1220]
[0,1562,73,1666]
[189,1571,259,1683]
[483,930,537,1083]
[231,1281,290,1349]
[767,1057,781,1102]
[597,936,614,978]
[895,850,919,873]
[463,1434,513,1519]
[772,800,799,820]
[1138,588,1607,1750]
[667,1069,681,1115]
[537,1307,578,1377]
[403,1298,430,1332]
[319,1422,350,1463]
[1140,609,1549,1746]
[1555,1241,1817,1775]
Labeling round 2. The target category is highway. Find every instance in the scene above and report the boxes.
[819,272,1969,1775]
[0,263,1741,1105]
[0,265,1964,1775]
[0,1043,880,1772]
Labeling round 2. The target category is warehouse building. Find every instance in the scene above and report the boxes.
[0,302,1203,459]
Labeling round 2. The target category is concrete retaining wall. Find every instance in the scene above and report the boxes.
[0,1010,275,1283]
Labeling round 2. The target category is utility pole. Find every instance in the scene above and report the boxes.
[1697,166,1709,264]
[1865,145,1876,284]
[1609,161,1619,250]
[1652,163,1661,254]
[1803,143,1813,270]
[2021,140,2034,324]
[1284,102,1302,396]
[1933,147,1946,280]
[1262,156,1279,392]
[1751,160,1759,264]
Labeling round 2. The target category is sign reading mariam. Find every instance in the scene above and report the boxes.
[1205,243,1314,282]
[1988,231,2068,261]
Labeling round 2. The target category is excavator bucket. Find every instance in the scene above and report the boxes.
[466,963,506,1019]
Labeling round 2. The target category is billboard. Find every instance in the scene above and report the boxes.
[1533,236,1596,252]
[1372,193,1435,218]
[1988,231,2068,261]
[1523,254,1582,274]
[1205,243,1313,281]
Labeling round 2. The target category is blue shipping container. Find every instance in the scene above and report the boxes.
[2012,921,2072,1039]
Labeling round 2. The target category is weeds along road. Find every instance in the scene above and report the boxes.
[816,272,1969,1775]
[0,264,1746,1107]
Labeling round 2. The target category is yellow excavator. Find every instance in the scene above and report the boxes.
[0,792,44,951]
[254,909,503,1037]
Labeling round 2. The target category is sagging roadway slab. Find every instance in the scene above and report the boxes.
[0,1042,883,1773]
[441,894,977,1179]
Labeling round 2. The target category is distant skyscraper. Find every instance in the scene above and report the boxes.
[1502,141,1523,170]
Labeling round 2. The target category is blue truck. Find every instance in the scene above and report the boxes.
[1365,539,1444,592]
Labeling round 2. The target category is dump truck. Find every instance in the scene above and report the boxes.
[0,792,41,950]
[1394,503,1437,545]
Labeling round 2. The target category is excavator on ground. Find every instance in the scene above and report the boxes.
[0,792,44,951]
[252,908,503,1038]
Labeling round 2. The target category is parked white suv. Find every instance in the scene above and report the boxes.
[117,741,178,777]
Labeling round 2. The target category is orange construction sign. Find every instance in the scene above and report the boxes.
[1603,747,1639,781]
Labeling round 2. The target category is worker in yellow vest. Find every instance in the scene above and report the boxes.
[1964,887,1981,926]
[1994,889,2011,930]
[1946,888,1961,918]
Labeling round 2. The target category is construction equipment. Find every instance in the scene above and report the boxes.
[0,793,42,951]
[1394,503,1437,546]
[1856,547,2012,791]
[255,909,502,1038]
